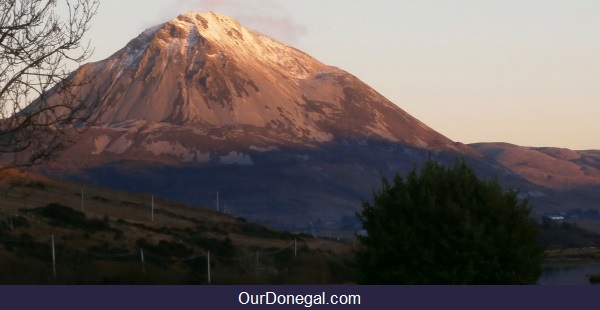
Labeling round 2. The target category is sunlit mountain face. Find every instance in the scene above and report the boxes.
[29,12,600,229]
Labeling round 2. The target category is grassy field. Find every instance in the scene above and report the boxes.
[0,170,356,284]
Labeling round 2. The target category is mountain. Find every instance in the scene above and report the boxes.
[61,11,474,155]
[471,143,600,190]
[29,11,597,228]
[470,143,600,216]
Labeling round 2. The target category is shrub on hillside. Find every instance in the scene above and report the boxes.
[23,203,110,232]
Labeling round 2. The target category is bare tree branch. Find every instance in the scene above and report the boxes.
[0,0,100,171]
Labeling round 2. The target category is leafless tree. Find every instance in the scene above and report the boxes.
[0,0,100,171]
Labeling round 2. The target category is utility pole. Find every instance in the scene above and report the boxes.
[51,235,56,278]
[207,250,211,284]
[140,248,146,274]
[216,190,220,212]
[151,195,154,222]
[329,231,333,255]
[81,187,84,212]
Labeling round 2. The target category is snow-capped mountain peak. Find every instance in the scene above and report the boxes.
[51,11,473,160]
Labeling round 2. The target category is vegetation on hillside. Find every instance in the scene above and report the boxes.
[0,174,356,284]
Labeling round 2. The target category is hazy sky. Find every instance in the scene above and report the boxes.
[78,0,599,150]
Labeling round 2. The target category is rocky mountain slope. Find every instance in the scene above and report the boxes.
[59,11,472,160]
[26,11,598,228]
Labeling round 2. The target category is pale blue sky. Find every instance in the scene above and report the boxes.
[79,0,599,150]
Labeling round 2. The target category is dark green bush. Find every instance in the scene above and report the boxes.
[357,158,543,284]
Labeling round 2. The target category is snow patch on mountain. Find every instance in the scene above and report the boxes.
[164,11,320,80]
[219,152,253,165]
[93,135,111,155]
[249,146,278,152]
[142,140,207,162]
[105,135,133,155]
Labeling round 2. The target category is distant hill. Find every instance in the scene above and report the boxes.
[471,143,600,190]
[0,170,355,284]
[471,143,600,215]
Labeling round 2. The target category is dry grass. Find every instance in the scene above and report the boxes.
[0,169,356,284]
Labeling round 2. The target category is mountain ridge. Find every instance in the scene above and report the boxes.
[470,142,600,190]
[22,11,599,227]
[63,11,473,155]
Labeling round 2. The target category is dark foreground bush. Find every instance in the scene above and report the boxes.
[357,158,544,284]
